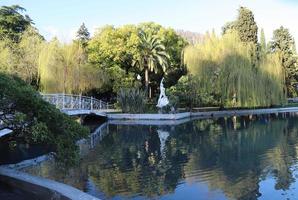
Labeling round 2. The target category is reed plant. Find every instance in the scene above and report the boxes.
[117,88,147,113]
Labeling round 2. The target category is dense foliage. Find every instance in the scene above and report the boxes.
[236,7,258,44]
[222,7,258,44]
[38,39,107,94]
[117,88,147,113]
[269,26,298,97]
[76,23,90,48]
[134,31,169,97]
[88,22,188,96]
[181,32,286,108]
[0,4,297,112]
[0,5,33,42]
[0,73,89,166]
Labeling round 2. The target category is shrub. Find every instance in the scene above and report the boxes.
[117,88,147,113]
[168,75,218,110]
[0,73,89,166]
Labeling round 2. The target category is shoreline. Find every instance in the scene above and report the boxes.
[107,106,298,121]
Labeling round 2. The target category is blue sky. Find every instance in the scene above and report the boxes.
[1,0,298,42]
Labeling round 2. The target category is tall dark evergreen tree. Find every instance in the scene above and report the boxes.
[236,7,259,67]
[236,7,258,44]
[270,26,298,97]
[260,28,267,58]
[76,23,90,47]
[221,7,259,67]
[0,5,33,42]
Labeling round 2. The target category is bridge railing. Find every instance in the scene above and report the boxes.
[41,93,109,110]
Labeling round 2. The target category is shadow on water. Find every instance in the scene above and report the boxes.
[0,180,38,200]
[21,113,298,200]
[0,142,52,165]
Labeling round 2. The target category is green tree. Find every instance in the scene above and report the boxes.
[88,25,140,72]
[0,27,44,87]
[76,23,90,48]
[222,7,258,44]
[221,7,259,67]
[0,73,88,166]
[134,31,169,98]
[16,27,44,86]
[236,7,258,44]
[156,26,188,87]
[260,28,267,58]
[39,39,107,94]
[270,26,298,97]
[222,21,237,35]
[184,31,285,107]
[0,5,33,42]
[88,23,187,97]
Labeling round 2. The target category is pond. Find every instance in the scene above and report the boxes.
[22,113,298,200]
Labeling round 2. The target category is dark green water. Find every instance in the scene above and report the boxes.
[24,113,298,200]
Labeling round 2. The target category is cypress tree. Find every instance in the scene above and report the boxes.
[260,28,267,58]
[260,29,266,51]
[270,26,298,97]
[236,7,258,44]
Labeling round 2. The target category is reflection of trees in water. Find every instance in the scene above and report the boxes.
[84,125,187,197]
[264,118,298,191]
[22,114,298,199]
[88,115,298,199]
[182,115,298,200]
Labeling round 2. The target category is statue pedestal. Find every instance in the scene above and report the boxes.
[158,107,164,114]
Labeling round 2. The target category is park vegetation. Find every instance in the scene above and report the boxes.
[0,73,89,166]
[183,32,285,108]
[170,7,295,109]
[0,5,296,113]
[0,4,298,165]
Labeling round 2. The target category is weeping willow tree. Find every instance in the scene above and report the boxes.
[38,39,107,94]
[38,39,64,92]
[0,39,12,73]
[184,31,286,107]
[0,27,44,86]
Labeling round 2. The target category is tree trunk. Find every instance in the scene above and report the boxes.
[145,68,150,98]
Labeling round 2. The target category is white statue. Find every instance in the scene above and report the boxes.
[156,77,169,108]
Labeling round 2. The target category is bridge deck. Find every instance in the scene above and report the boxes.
[62,109,118,117]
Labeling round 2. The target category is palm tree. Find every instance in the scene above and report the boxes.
[134,31,169,98]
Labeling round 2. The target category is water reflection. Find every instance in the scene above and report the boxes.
[23,113,298,200]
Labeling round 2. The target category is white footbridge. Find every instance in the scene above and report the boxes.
[0,94,112,138]
[41,93,112,117]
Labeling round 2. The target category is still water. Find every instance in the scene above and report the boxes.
[23,113,298,200]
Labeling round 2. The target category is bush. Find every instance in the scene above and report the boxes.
[168,75,218,110]
[117,88,147,113]
[0,73,89,166]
